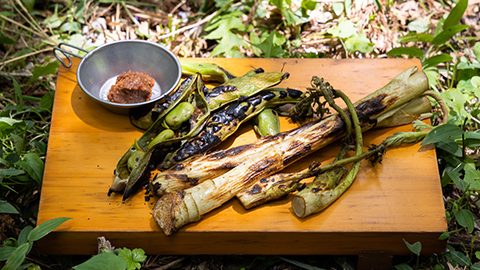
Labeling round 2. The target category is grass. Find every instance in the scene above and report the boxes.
[0,0,479,269]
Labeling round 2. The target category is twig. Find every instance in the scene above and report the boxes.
[0,47,53,67]
[169,0,186,15]
[121,1,140,25]
[14,0,51,40]
[0,14,53,45]
[156,11,218,40]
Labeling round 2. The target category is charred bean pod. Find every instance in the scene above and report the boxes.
[254,109,280,137]
[164,102,195,130]
[181,60,235,83]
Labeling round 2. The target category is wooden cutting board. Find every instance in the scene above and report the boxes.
[37,58,446,255]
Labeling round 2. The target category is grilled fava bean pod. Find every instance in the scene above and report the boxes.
[119,71,291,199]
[151,88,304,196]
[109,75,207,195]
[253,108,280,137]
[181,60,235,83]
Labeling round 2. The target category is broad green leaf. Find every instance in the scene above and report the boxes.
[327,19,356,39]
[446,249,471,266]
[0,200,18,214]
[332,2,344,16]
[408,17,430,33]
[402,239,421,256]
[204,13,245,40]
[39,91,55,111]
[422,123,463,146]
[16,153,44,183]
[399,33,434,43]
[27,217,71,242]
[60,21,81,33]
[454,208,475,233]
[473,42,480,62]
[432,24,469,45]
[464,163,480,191]
[117,248,146,270]
[472,263,480,270]
[30,61,59,81]
[0,117,22,136]
[43,12,64,29]
[344,33,373,54]
[73,253,127,270]
[214,0,232,8]
[0,246,16,261]
[438,231,450,240]
[387,47,424,58]
[2,242,30,270]
[437,141,463,157]
[443,0,468,30]
[464,131,480,148]
[254,32,284,58]
[210,31,245,57]
[441,88,472,125]
[0,168,25,178]
[17,226,33,246]
[301,0,316,10]
[423,67,439,90]
[476,251,480,260]
[445,167,467,191]
[394,264,413,270]
[423,54,453,68]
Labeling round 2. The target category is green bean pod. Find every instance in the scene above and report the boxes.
[181,60,235,83]
[254,109,280,137]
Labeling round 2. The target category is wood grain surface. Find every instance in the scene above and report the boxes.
[37,58,446,255]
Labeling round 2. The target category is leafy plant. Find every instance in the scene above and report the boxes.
[0,217,70,270]
[327,19,374,56]
[73,247,147,270]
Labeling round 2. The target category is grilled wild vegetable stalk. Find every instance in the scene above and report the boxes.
[152,89,303,195]
[153,67,429,235]
[118,71,291,199]
[292,80,364,218]
[236,96,431,209]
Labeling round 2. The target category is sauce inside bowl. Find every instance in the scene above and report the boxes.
[99,71,162,104]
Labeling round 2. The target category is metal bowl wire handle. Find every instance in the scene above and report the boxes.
[53,43,89,68]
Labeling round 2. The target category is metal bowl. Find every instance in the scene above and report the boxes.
[55,40,182,114]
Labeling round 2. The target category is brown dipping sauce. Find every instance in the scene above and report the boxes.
[107,71,155,104]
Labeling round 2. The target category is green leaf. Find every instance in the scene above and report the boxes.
[21,0,35,12]
[301,0,316,11]
[408,17,430,33]
[16,153,44,183]
[17,226,33,246]
[60,22,81,33]
[394,263,413,270]
[254,32,284,58]
[454,208,475,233]
[204,12,245,40]
[402,239,422,256]
[0,246,16,261]
[39,91,55,111]
[443,0,468,30]
[73,253,127,270]
[27,217,71,242]
[423,54,453,68]
[422,123,463,146]
[472,263,480,270]
[476,251,480,260]
[473,42,480,62]
[344,33,373,54]
[0,168,25,178]
[432,24,469,45]
[438,231,450,240]
[117,248,146,270]
[0,200,18,214]
[446,249,471,266]
[2,242,30,270]
[464,163,480,191]
[332,2,344,16]
[327,19,356,39]
[423,66,439,90]
[399,33,434,43]
[30,61,59,81]
[387,47,424,58]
